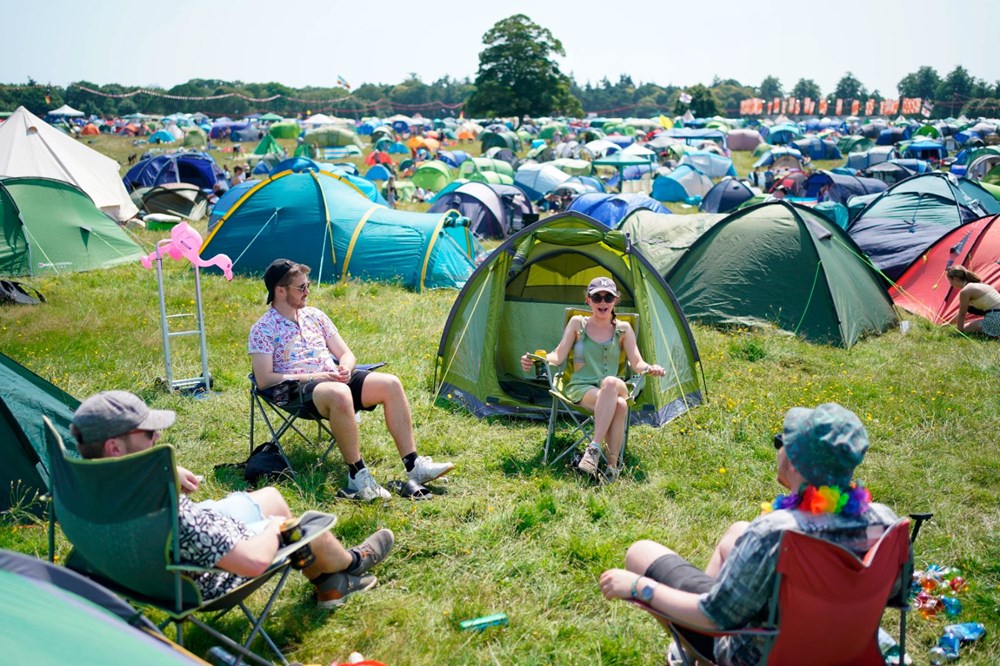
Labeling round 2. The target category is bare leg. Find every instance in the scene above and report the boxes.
[249,487,292,519]
[579,376,629,462]
[310,382,362,464]
[302,532,354,580]
[705,521,749,577]
[360,372,416,457]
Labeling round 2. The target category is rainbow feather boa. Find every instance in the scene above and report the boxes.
[761,481,871,516]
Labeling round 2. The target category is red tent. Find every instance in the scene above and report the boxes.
[890,214,1000,323]
[364,150,394,166]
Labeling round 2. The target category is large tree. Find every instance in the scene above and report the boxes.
[674,84,720,117]
[791,78,822,100]
[936,65,974,116]
[897,66,941,100]
[465,14,582,123]
[759,75,783,100]
[832,72,867,100]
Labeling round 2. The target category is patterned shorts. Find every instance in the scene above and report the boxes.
[981,310,1000,338]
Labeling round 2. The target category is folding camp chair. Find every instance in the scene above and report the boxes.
[249,362,386,473]
[529,308,645,468]
[43,416,336,666]
[626,517,920,666]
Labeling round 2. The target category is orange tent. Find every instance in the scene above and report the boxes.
[81,123,100,136]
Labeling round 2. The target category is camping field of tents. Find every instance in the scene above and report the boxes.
[1,113,999,665]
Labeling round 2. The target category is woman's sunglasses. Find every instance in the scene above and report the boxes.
[590,292,617,303]
[773,433,784,450]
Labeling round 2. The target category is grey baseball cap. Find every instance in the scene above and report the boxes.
[587,276,618,296]
[72,391,176,443]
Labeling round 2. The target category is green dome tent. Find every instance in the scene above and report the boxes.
[435,212,704,425]
[666,202,898,347]
[0,177,143,276]
[268,120,300,139]
[182,127,206,147]
[303,126,362,148]
[411,160,455,192]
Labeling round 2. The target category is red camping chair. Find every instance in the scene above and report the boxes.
[628,517,916,666]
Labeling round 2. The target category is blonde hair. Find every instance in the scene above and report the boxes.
[946,265,982,283]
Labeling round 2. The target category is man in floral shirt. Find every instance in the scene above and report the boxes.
[249,259,454,501]
[71,390,394,608]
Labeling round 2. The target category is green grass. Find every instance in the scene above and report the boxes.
[2,135,998,664]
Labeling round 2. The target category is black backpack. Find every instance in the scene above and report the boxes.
[0,280,45,306]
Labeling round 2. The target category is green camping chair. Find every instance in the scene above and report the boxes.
[43,416,336,666]
[530,308,645,469]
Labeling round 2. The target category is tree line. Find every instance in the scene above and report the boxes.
[3,15,998,121]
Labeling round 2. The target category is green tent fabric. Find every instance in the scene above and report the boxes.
[458,157,515,180]
[0,177,143,276]
[303,126,362,148]
[181,127,206,147]
[253,133,286,157]
[620,210,726,277]
[0,352,79,515]
[0,551,202,664]
[411,160,454,192]
[268,120,300,139]
[666,202,898,347]
[549,158,593,177]
[436,212,704,426]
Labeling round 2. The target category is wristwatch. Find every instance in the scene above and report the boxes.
[631,576,658,602]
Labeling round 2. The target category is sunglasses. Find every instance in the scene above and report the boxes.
[125,428,158,441]
[773,433,784,450]
[285,281,310,293]
[590,292,617,303]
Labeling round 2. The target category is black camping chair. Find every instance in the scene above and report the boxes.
[249,363,386,473]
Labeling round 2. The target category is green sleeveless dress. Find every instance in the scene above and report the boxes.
[563,317,625,403]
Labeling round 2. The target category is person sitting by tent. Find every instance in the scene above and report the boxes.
[946,265,1000,338]
[519,277,665,481]
[70,390,395,608]
[232,165,246,185]
[249,259,455,501]
[599,403,898,664]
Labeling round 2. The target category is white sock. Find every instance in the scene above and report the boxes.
[588,441,601,451]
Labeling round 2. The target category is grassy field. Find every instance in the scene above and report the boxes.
[1,134,998,665]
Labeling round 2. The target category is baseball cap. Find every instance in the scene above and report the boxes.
[72,391,176,444]
[782,402,868,488]
[587,276,618,297]
[263,258,294,304]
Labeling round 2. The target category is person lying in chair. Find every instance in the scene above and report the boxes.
[71,390,394,609]
[249,259,454,501]
[599,403,899,665]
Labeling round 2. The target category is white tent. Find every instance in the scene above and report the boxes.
[48,104,85,117]
[0,107,138,221]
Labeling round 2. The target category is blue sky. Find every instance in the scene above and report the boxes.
[4,0,995,97]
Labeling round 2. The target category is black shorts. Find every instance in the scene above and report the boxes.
[645,553,717,659]
[263,370,375,418]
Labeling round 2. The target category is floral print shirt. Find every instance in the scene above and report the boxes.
[248,306,340,375]
[177,495,252,599]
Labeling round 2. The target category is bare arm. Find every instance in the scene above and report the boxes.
[325,331,354,381]
[216,519,283,578]
[251,353,341,389]
[600,569,718,632]
[955,287,971,333]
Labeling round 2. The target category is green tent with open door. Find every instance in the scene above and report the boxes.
[0,177,143,276]
[435,212,704,425]
[665,201,898,347]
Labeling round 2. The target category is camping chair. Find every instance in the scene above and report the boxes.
[626,517,919,666]
[249,362,386,473]
[43,416,337,666]
[529,308,645,468]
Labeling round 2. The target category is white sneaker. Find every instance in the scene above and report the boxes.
[577,445,601,477]
[407,456,455,484]
[346,468,391,501]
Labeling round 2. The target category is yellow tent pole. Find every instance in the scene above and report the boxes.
[199,170,291,251]
[341,205,379,283]
[420,211,455,292]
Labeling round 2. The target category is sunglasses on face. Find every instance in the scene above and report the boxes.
[773,433,784,450]
[125,428,158,441]
[590,292,616,303]
[285,281,310,293]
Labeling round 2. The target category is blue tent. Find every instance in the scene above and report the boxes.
[752,147,804,169]
[123,153,225,192]
[791,137,842,160]
[765,123,803,145]
[845,146,901,171]
[514,163,571,201]
[566,193,669,228]
[699,179,755,213]
[428,181,534,239]
[202,170,476,290]
[147,130,175,144]
[437,150,470,168]
[364,164,393,182]
[651,165,713,203]
[679,151,737,178]
[902,139,947,162]
[803,171,887,204]
[659,128,727,150]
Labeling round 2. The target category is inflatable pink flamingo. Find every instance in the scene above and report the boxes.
[141,222,233,280]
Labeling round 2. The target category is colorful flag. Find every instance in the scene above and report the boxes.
[921,100,934,118]
[679,91,692,104]
[659,114,674,129]
[336,75,351,90]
